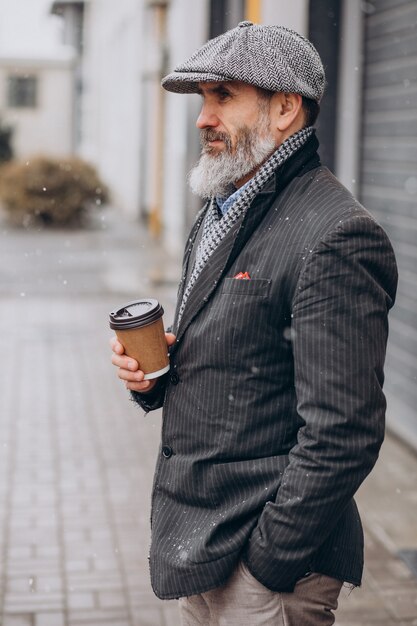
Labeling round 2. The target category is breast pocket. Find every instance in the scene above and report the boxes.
[205,277,273,367]
[216,278,273,368]
[221,277,272,297]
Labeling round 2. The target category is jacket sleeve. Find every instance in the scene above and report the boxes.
[244,215,398,591]
[130,372,169,413]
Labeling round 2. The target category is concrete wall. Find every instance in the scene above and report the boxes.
[161,0,210,254]
[79,0,144,219]
[262,0,308,33]
[0,56,74,158]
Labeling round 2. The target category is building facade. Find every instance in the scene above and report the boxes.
[358,0,417,448]
[0,52,75,159]
[52,0,417,446]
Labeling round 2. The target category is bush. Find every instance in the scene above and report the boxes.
[0,155,109,227]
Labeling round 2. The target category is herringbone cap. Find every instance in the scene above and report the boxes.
[162,21,325,102]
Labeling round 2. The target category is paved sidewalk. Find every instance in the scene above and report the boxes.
[0,207,416,625]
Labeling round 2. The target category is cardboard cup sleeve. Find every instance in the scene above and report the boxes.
[115,318,169,379]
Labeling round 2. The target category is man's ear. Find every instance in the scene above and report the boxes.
[271,92,304,132]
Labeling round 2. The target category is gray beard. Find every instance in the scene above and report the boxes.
[189,127,276,199]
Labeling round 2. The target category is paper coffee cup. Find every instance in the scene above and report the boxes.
[109,299,169,380]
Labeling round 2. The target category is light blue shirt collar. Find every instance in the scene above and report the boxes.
[216,179,251,215]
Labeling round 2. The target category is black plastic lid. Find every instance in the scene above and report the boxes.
[109,299,164,330]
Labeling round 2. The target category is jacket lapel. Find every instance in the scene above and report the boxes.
[171,203,208,332]
[172,187,277,346]
[171,134,320,348]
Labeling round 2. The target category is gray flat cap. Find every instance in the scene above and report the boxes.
[162,21,325,102]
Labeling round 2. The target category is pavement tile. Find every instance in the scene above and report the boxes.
[89,529,114,543]
[8,528,59,546]
[35,614,65,626]
[65,559,92,574]
[67,608,130,624]
[6,562,61,577]
[4,592,64,612]
[337,589,392,622]
[161,603,182,626]
[91,557,120,571]
[67,592,96,610]
[34,517,60,530]
[35,546,61,559]
[67,572,124,592]
[69,622,130,626]
[1,616,34,626]
[384,590,417,620]
[60,543,108,561]
[63,530,90,545]
[35,576,64,594]
[367,564,416,590]
[128,588,157,606]
[97,589,127,608]
[336,623,403,626]
[70,622,130,626]
[7,578,41,593]
[20,511,53,526]
[131,607,165,626]
[7,546,34,560]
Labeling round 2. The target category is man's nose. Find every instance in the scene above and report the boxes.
[196,104,219,129]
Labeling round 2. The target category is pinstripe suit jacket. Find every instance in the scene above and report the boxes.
[133,134,398,600]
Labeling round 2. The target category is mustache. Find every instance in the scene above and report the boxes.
[200,129,232,152]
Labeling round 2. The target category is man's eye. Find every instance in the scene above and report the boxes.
[218,90,231,101]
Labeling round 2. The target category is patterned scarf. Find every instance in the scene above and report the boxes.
[177,126,314,326]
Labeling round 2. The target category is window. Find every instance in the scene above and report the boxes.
[7,75,38,108]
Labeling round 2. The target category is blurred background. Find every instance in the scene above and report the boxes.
[1,0,416,446]
[0,1,416,625]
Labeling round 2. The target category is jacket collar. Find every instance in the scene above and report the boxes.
[171,133,320,349]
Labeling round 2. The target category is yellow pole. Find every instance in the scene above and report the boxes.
[148,4,167,238]
[245,0,262,23]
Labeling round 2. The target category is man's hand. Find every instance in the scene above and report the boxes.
[110,332,176,393]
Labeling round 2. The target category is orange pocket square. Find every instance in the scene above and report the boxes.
[233,272,251,280]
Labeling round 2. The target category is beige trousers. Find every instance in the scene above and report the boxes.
[179,561,343,626]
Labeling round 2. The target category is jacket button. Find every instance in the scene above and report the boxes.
[162,445,173,458]
[170,372,180,385]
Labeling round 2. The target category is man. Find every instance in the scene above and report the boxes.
[111,22,398,625]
